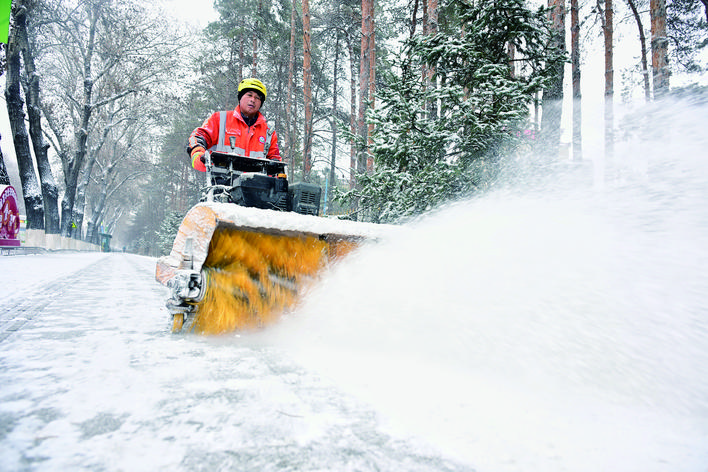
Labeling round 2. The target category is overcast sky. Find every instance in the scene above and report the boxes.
[162,0,218,28]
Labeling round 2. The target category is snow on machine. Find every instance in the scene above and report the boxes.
[155,150,391,334]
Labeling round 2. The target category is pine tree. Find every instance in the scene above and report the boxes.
[157,211,186,256]
[339,0,565,223]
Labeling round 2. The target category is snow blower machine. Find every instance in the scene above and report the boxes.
[155,150,392,334]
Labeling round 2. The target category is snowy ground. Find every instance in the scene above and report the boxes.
[2,207,707,472]
[0,252,471,471]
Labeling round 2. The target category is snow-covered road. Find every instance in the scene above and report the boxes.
[0,253,470,471]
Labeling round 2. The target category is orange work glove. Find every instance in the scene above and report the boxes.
[190,146,206,168]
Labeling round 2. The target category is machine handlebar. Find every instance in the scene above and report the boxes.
[207,151,286,176]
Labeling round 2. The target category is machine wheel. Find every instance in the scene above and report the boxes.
[172,313,184,332]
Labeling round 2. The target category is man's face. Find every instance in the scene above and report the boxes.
[240,90,262,117]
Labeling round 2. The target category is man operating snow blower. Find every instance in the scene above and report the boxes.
[187,77,281,171]
[157,77,393,335]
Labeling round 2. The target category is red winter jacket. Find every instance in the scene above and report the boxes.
[187,106,281,172]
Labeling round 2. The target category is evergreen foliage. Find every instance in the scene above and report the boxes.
[338,0,565,224]
[157,210,186,256]
[667,0,708,73]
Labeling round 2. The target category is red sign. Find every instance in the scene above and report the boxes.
[0,185,21,246]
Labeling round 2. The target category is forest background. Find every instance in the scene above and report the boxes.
[0,0,705,255]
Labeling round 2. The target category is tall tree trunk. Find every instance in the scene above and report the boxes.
[292,80,300,180]
[627,0,650,101]
[238,25,244,81]
[228,36,238,105]
[426,0,438,120]
[650,0,669,98]
[329,35,340,214]
[410,0,419,39]
[85,164,114,244]
[61,4,100,238]
[368,3,375,173]
[73,147,100,240]
[105,207,122,236]
[71,181,85,239]
[540,0,565,159]
[421,0,429,84]
[5,3,43,231]
[302,0,313,180]
[508,43,516,78]
[252,38,258,76]
[287,0,297,173]
[603,0,614,160]
[571,0,582,161]
[347,35,357,189]
[359,0,374,175]
[252,0,262,75]
[18,0,60,235]
[237,0,245,81]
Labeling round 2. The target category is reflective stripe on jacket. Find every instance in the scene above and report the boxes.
[187,106,281,172]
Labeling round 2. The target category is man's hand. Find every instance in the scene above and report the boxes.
[190,146,206,168]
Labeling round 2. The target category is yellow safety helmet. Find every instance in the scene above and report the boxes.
[238,78,267,102]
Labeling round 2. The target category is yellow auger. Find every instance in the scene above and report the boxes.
[155,203,383,334]
[155,150,393,335]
